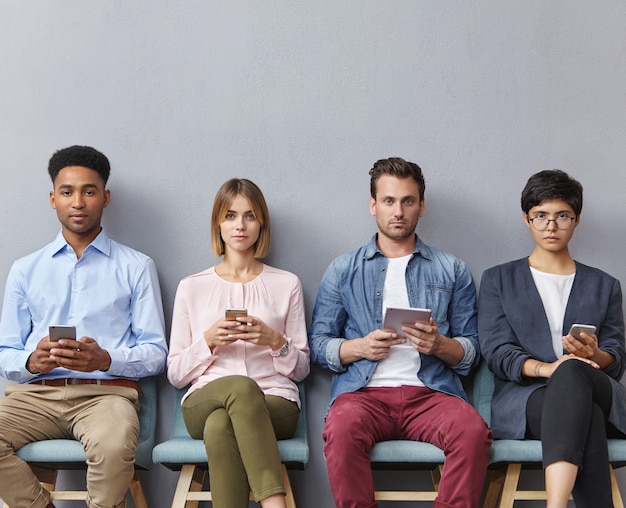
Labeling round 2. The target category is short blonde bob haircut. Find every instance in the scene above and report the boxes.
[211,178,271,259]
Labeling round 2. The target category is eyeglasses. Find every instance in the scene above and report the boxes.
[528,215,576,231]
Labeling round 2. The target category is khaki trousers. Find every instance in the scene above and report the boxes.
[0,383,140,508]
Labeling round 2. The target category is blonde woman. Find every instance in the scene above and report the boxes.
[168,178,310,508]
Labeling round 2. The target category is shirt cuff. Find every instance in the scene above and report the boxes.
[452,336,476,371]
[326,338,348,373]
[106,348,126,376]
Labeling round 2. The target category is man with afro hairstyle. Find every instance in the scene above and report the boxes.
[0,146,168,508]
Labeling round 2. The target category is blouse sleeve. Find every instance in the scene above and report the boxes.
[271,276,310,382]
[166,279,215,389]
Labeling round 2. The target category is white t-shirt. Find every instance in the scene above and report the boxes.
[530,267,575,358]
[366,254,425,387]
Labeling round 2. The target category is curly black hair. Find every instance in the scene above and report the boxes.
[48,145,110,184]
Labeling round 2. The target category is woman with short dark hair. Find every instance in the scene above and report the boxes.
[478,169,626,508]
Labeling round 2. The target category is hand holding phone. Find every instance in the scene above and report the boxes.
[568,324,596,343]
[48,325,76,341]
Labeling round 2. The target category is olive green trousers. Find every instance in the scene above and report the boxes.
[182,375,299,508]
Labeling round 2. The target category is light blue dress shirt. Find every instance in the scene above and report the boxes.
[0,229,168,383]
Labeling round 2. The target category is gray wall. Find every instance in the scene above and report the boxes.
[1,1,625,507]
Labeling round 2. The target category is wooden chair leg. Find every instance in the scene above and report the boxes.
[171,464,205,508]
[611,466,624,508]
[431,464,444,491]
[129,470,148,508]
[30,465,57,493]
[282,464,296,508]
[499,463,522,508]
[482,468,505,508]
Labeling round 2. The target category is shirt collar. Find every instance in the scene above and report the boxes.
[49,228,112,257]
[364,233,432,261]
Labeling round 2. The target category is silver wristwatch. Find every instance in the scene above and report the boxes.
[270,339,289,357]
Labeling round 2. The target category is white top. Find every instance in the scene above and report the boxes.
[530,267,575,358]
[367,254,425,387]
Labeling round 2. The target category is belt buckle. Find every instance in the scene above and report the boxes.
[68,378,80,386]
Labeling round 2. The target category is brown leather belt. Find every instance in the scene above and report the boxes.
[30,378,142,395]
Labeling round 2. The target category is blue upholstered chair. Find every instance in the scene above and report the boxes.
[2,376,157,508]
[473,361,626,508]
[152,383,309,508]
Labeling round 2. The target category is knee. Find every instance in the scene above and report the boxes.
[228,375,261,395]
[86,431,137,464]
[552,359,589,382]
[84,417,139,463]
[466,418,491,441]
[222,377,269,422]
[446,408,492,453]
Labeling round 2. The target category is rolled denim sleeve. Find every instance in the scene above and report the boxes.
[310,260,349,373]
[451,336,476,372]
[445,260,480,375]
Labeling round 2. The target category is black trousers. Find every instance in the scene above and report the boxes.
[526,359,623,508]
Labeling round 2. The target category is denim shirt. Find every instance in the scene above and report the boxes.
[309,234,479,413]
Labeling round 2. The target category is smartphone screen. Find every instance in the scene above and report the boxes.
[49,325,77,341]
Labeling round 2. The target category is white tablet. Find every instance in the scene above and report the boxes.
[382,307,432,338]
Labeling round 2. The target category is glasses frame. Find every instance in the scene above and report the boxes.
[528,215,577,231]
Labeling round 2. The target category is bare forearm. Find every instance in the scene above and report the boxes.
[431,335,465,366]
[339,331,405,365]
[590,348,615,370]
[339,338,366,365]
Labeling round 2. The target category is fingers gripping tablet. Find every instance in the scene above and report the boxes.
[383,307,432,338]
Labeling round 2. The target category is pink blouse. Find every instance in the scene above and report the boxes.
[167,264,310,406]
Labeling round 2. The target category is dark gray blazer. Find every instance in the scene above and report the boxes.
[477,258,626,439]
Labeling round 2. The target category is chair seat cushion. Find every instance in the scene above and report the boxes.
[368,441,445,464]
[609,439,626,463]
[488,440,542,465]
[152,436,309,468]
[488,439,626,466]
[17,436,153,470]
[18,440,87,463]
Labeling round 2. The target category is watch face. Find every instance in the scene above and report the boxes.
[279,341,289,356]
[270,340,289,357]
